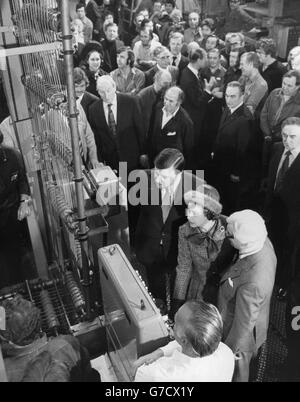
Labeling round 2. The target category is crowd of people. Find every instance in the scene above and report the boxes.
[1,0,300,382]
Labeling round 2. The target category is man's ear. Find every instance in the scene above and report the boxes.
[179,334,188,347]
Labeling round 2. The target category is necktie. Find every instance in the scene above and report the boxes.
[172,56,177,67]
[275,151,291,191]
[161,188,173,223]
[107,103,117,137]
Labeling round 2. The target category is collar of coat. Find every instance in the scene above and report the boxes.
[184,217,226,242]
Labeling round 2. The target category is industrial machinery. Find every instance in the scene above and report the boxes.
[0,0,171,382]
[0,0,129,359]
[98,244,170,382]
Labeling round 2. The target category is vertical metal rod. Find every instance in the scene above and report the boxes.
[60,0,91,317]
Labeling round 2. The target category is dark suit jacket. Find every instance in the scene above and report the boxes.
[148,106,194,169]
[137,85,161,136]
[265,143,300,231]
[213,105,257,179]
[88,93,146,171]
[100,38,124,73]
[179,67,212,137]
[144,65,178,87]
[135,170,204,269]
[81,92,99,120]
[218,238,276,355]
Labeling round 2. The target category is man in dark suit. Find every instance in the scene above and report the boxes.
[74,67,99,119]
[148,86,194,169]
[169,32,188,76]
[138,69,172,136]
[88,75,147,173]
[135,148,203,304]
[212,81,258,215]
[179,48,216,169]
[100,23,124,73]
[144,46,178,87]
[265,117,300,299]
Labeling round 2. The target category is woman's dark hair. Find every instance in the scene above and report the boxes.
[84,50,102,68]
[201,18,215,31]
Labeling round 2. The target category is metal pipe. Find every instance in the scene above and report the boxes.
[60,0,91,317]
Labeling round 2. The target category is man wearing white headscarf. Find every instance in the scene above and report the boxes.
[218,210,277,382]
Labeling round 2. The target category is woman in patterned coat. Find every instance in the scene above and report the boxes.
[172,185,234,310]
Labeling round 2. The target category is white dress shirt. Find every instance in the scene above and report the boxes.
[102,95,117,126]
[134,340,235,382]
[161,106,180,129]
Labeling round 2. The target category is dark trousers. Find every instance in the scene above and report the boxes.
[0,206,22,289]
[233,345,263,382]
[143,246,176,305]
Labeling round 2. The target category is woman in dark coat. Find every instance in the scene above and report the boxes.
[80,50,107,97]
[172,185,234,309]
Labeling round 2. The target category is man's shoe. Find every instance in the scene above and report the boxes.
[276,288,287,301]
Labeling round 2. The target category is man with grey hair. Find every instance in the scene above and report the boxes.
[145,46,178,87]
[148,86,194,169]
[138,69,172,135]
[287,46,300,71]
[88,75,147,172]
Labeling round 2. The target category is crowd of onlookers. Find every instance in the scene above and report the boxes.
[69,0,300,382]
